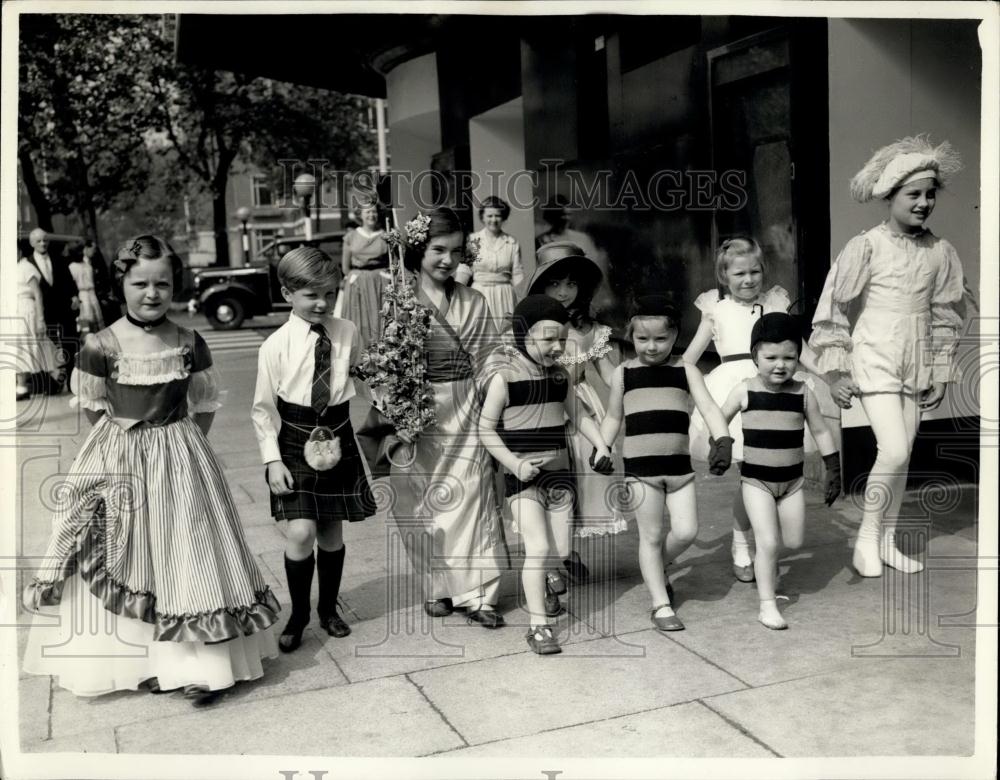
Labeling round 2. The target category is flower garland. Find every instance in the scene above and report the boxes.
[354,214,437,439]
[462,235,481,267]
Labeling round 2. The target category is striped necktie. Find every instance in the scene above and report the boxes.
[311,323,331,414]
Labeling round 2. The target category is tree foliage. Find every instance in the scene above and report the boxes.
[20,12,377,264]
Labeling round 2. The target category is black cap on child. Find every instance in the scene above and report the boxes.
[631,294,680,325]
[511,294,570,359]
[750,312,802,355]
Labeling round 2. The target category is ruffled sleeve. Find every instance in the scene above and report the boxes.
[76,334,110,412]
[693,290,720,324]
[763,285,792,312]
[808,233,873,376]
[929,240,969,384]
[187,330,223,413]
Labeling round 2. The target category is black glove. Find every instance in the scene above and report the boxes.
[589,447,614,475]
[708,436,734,475]
[822,452,842,506]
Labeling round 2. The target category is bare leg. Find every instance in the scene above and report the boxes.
[742,483,785,629]
[513,496,553,625]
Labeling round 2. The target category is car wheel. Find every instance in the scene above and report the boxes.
[206,296,246,330]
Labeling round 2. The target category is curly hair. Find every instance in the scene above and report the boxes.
[478,195,511,222]
[111,235,183,298]
[402,207,467,272]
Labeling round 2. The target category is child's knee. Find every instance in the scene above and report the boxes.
[286,522,317,550]
[671,521,698,546]
[874,441,910,472]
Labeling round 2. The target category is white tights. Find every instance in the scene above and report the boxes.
[855,392,924,575]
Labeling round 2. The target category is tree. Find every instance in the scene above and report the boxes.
[146,47,376,266]
[18,14,158,241]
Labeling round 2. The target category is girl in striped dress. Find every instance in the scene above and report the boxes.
[720,313,842,630]
[600,296,733,632]
[480,296,613,655]
[22,235,280,704]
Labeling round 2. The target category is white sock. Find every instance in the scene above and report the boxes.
[732,528,753,567]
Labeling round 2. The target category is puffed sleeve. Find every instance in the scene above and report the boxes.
[764,285,792,312]
[808,233,872,376]
[929,240,969,384]
[693,290,720,323]
[76,333,110,412]
[187,331,223,413]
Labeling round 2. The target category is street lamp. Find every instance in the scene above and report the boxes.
[293,173,317,241]
[235,206,251,266]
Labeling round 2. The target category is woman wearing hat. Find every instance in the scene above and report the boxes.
[527,241,632,597]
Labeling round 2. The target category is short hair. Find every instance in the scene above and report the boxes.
[536,264,598,329]
[715,237,766,290]
[403,207,466,272]
[478,195,511,222]
[277,246,341,291]
[112,235,183,297]
[624,313,680,341]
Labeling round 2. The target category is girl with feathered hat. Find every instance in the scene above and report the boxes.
[809,135,975,577]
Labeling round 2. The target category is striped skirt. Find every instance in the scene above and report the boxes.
[22,415,280,694]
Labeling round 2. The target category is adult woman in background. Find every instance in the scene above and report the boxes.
[341,199,390,346]
[456,196,524,329]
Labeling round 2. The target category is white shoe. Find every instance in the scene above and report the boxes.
[881,532,924,574]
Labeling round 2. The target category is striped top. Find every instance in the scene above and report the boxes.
[497,349,570,469]
[740,375,805,483]
[621,358,693,477]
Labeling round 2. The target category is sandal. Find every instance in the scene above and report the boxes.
[183,684,222,707]
[525,624,562,655]
[650,603,685,632]
[424,598,454,618]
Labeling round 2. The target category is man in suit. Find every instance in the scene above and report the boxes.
[26,228,79,393]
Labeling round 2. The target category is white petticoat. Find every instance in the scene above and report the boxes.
[23,574,279,697]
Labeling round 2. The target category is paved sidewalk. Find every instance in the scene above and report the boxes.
[14,349,980,758]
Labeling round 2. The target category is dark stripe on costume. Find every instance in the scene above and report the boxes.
[624,409,689,437]
[501,426,568,453]
[507,375,567,408]
[743,427,804,450]
[625,454,693,478]
[746,390,803,413]
[622,365,687,392]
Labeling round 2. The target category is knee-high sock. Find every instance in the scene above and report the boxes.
[316,546,346,619]
[284,552,315,629]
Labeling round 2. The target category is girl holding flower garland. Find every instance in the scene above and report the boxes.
[385,208,508,628]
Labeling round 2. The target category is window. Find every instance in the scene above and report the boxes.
[252,175,273,207]
[253,229,279,257]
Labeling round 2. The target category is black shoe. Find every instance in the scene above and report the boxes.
[278,621,307,653]
[183,684,222,707]
[424,598,454,617]
[666,576,675,605]
[319,610,351,638]
[140,677,167,694]
[563,552,590,583]
[545,571,567,595]
[466,609,505,629]
[544,579,565,617]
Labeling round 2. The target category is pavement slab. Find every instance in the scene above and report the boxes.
[704,655,976,756]
[46,631,347,740]
[409,632,747,746]
[442,700,776,757]
[18,675,51,745]
[114,676,464,756]
[25,727,118,754]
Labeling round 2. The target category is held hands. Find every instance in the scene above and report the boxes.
[589,446,614,475]
[708,436,734,475]
[266,461,295,496]
[829,376,860,409]
[919,382,947,411]
[822,452,843,506]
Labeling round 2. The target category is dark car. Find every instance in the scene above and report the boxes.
[189,231,344,330]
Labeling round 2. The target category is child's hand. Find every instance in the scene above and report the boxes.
[708,436,734,475]
[266,461,295,496]
[588,446,614,475]
[822,452,842,506]
[919,382,946,411]
[830,377,859,409]
[515,455,550,483]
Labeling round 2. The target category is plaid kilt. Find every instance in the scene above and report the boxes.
[269,399,377,525]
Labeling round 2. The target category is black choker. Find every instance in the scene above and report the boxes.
[125,311,168,331]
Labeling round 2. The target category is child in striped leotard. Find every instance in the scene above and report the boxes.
[480,296,613,655]
[600,296,733,632]
[720,313,842,630]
